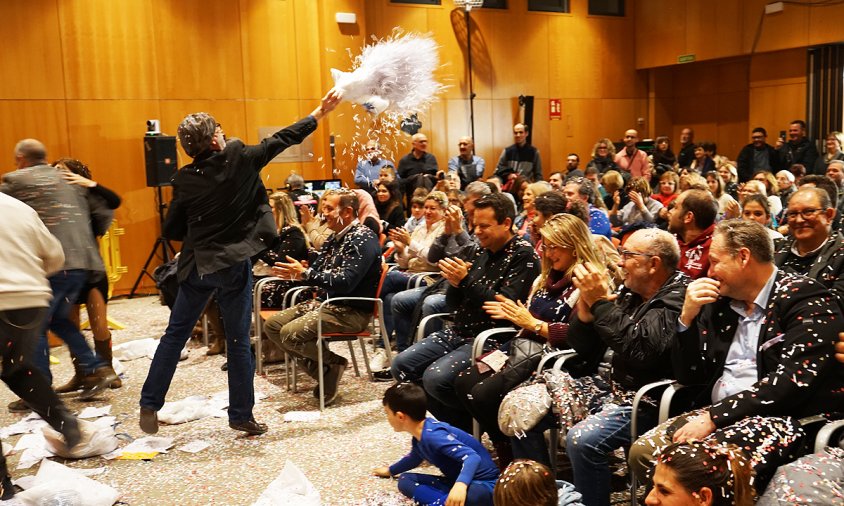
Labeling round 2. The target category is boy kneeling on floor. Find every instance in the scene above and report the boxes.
[373,382,499,506]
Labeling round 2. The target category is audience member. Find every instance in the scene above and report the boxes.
[448,136,485,189]
[753,171,783,219]
[494,460,584,506]
[706,171,739,221]
[677,128,696,169]
[610,176,663,228]
[651,136,677,169]
[775,169,796,209]
[815,131,844,176]
[584,166,606,200]
[301,190,334,250]
[2,139,117,410]
[825,159,844,203]
[495,123,543,183]
[647,441,755,506]
[586,138,618,174]
[548,171,564,191]
[373,383,498,506]
[717,163,740,200]
[653,171,680,224]
[614,129,651,179]
[737,127,779,182]
[404,189,429,233]
[774,187,844,307]
[515,181,552,241]
[374,180,405,232]
[264,189,381,407]
[691,141,716,174]
[390,193,539,430]
[508,175,529,213]
[564,153,583,179]
[600,170,625,210]
[777,120,819,174]
[354,140,393,191]
[630,220,844,490]
[740,194,782,240]
[563,177,612,238]
[667,189,718,279]
[398,133,438,209]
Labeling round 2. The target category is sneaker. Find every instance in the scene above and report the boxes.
[373,369,395,382]
[139,407,159,434]
[7,399,30,413]
[229,418,268,435]
[322,362,347,406]
[78,366,119,401]
[180,347,189,361]
[368,349,389,372]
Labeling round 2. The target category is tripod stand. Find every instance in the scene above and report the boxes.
[129,186,176,298]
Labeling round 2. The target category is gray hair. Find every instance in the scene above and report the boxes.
[177,112,216,157]
[286,173,305,189]
[635,228,680,273]
[792,186,832,211]
[14,139,47,165]
[829,159,844,170]
[465,180,492,198]
[714,219,774,263]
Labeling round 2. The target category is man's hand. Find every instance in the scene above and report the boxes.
[61,171,97,188]
[372,466,391,478]
[272,256,307,281]
[673,411,716,443]
[445,482,467,506]
[836,332,844,364]
[439,257,471,287]
[680,277,720,327]
[311,88,343,121]
[572,262,613,309]
[483,294,535,330]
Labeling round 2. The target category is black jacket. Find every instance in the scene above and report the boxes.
[736,143,779,182]
[568,271,690,391]
[778,138,820,174]
[164,116,317,280]
[677,144,696,169]
[673,270,844,428]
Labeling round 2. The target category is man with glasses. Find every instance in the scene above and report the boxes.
[614,129,650,179]
[774,186,844,309]
[667,189,718,279]
[737,127,779,183]
[139,90,341,435]
[354,139,393,192]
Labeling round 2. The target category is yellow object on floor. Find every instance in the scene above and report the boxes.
[50,355,60,365]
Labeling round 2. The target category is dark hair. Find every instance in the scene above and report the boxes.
[509,175,529,204]
[655,136,671,149]
[715,219,774,263]
[656,441,755,506]
[565,200,591,225]
[376,181,403,217]
[700,141,717,155]
[53,158,91,179]
[382,382,426,421]
[740,193,771,218]
[752,127,767,136]
[335,189,360,218]
[584,166,599,177]
[790,119,807,130]
[798,174,839,208]
[790,163,807,179]
[567,153,579,161]
[534,192,568,218]
[680,189,718,229]
[474,193,516,224]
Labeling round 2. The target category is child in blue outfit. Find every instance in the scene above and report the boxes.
[373,382,499,506]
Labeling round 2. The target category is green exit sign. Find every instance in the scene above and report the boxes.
[678,54,696,64]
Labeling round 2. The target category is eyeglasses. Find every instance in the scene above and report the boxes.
[785,208,825,221]
[540,243,564,252]
[618,248,649,260]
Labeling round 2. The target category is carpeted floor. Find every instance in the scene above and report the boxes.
[0,296,418,506]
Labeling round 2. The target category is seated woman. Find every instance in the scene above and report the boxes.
[706,171,739,221]
[653,171,680,226]
[370,191,448,368]
[453,213,613,469]
[717,163,740,201]
[514,181,552,244]
[610,177,663,228]
[648,441,755,506]
[301,190,334,250]
[375,180,405,232]
[740,194,783,240]
[752,170,783,220]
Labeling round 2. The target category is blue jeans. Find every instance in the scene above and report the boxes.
[388,288,447,352]
[140,261,256,423]
[397,473,495,506]
[35,269,104,383]
[566,404,654,506]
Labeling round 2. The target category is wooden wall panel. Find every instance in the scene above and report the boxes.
[239,0,300,99]
[0,0,66,99]
[748,49,808,142]
[58,0,159,99]
[0,101,70,157]
[153,1,245,99]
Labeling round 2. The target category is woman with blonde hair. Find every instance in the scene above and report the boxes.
[600,170,625,210]
[814,131,844,174]
[494,460,584,506]
[706,172,739,221]
[752,170,782,219]
[454,213,613,469]
[300,189,335,250]
[586,138,618,174]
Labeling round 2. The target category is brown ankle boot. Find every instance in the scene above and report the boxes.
[94,336,122,389]
[55,353,85,394]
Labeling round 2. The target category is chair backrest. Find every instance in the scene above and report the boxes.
[372,262,390,317]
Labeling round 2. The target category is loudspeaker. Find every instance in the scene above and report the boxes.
[144,136,177,187]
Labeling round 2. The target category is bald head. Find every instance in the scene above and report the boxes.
[14,139,47,168]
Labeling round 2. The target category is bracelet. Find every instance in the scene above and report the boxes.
[533,320,543,334]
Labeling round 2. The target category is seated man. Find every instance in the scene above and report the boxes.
[629,219,844,489]
[390,193,539,430]
[774,186,844,310]
[264,189,381,406]
[510,229,688,506]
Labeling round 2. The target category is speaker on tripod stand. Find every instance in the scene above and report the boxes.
[129,134,178,298]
